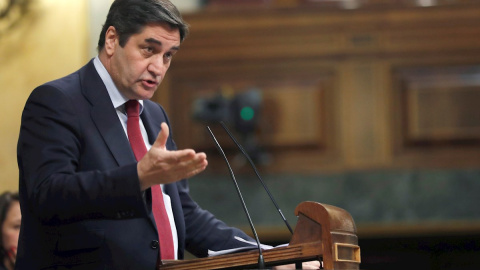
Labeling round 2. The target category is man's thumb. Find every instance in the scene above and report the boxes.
[152,122,169,149]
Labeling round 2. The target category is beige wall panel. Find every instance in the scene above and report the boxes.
[340,61,386,167]
[0,0,88,192]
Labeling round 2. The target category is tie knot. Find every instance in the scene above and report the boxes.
[125,100,140,117]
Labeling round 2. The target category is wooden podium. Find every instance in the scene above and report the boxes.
[159,201,361,269]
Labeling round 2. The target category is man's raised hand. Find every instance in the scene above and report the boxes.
[137,123,208,190]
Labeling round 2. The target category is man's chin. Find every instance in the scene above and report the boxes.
[135,89,157,100]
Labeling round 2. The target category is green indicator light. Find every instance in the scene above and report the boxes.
[240,107,255,121]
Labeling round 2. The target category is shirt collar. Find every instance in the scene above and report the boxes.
[93,56,144,114]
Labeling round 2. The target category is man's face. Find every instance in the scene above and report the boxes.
[105,22,180,100]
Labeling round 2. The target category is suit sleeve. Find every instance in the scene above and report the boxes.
[17,85,146,224]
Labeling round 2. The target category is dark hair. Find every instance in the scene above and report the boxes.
[0,191,19,261]
[97,0,189,52]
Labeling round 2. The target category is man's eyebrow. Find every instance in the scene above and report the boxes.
[145,38,162,45]
[145,38,180,51]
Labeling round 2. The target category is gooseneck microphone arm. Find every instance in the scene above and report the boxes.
[219,121,294,235]
[206,126,266,269]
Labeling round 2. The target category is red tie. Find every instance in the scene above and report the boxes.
[125,100,175,260]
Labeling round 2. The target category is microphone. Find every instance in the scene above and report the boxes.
[206,126,266,269]
[219,121,294,235]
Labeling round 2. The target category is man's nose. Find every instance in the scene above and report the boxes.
[148,56,166,76]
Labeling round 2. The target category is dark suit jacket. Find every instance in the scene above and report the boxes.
[16,60,255,269]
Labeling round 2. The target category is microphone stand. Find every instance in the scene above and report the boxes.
[220,122,304,269]
[220,121,294,235]
[207,126,266,269]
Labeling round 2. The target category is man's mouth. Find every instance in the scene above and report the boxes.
[142,79,158,88]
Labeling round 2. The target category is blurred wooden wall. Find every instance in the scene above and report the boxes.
[155,1,480,173]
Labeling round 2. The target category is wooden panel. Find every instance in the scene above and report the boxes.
[167,63,333,151]
[385,26,480,55]
[260,82,324,147]
[340,61,388,167]
[176,4,480,64]
[396,65,480,143]
[407,87,480,141]
[157,3,480,172]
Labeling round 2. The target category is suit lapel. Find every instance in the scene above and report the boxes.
[80,60,136,167]
[78,60,162,236]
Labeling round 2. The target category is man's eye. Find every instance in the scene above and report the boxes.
[165,52,174,60]
[142,47,154,54]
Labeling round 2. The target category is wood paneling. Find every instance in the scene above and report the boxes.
[158,3,480,172]
[397,66,480,142]
[389,65,480,168]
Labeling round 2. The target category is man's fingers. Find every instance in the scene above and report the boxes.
[152,122,169,149]
[167,151,208,174]
[171,149,197,162]
[151,149,206,171]
[182,157,208,178]
[171,151,207,169]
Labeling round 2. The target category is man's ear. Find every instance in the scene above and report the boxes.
[104,26,118,56]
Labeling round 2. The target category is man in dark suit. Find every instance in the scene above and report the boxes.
[17,0,320,269]
[16,0,261,269]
